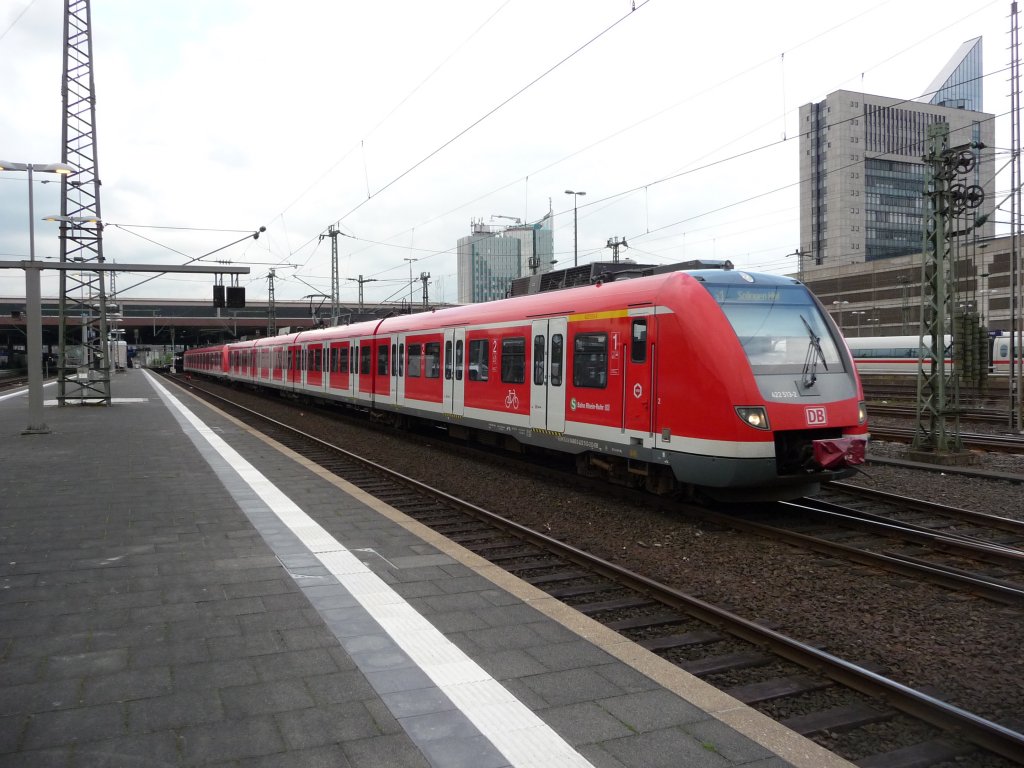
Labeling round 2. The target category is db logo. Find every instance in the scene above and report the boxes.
[805,406,827,425]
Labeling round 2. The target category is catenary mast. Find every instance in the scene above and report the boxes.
[56,0,111,404]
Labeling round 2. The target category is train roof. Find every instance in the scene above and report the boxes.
[239,269,802,349]
[845,335,949,349]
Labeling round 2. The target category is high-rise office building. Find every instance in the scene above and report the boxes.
[502,208,555,278]
[456,209,556,303]
[798,38,994,269]
[457,221,521,303]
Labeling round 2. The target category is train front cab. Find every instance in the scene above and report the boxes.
[657,272,868,501]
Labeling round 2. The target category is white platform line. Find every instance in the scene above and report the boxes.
[144,371,594,768]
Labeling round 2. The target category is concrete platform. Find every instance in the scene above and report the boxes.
[0,370,854,767]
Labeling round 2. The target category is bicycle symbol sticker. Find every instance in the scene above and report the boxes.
[504,389,520,410]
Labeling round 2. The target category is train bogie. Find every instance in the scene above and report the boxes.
[184,268,868,502]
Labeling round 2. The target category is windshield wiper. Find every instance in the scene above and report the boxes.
[800,314,828,387]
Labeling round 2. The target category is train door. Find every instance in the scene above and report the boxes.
[529,318,566,431]
[445,328,466,416]
[351,342,361,399]
[391,337,403,404]
[356,342,372,401]
[306,343,323,390]
[373,337,395,405]
[274,346,285,382]
[259,348,269,382]
[328,342,348,394]
[287,344,301,386]
[624,315,654,436]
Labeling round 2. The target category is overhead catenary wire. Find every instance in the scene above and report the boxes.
[300,5,1006,299]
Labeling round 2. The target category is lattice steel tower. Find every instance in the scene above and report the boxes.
[56,0,111,405]
[911,123,984,458]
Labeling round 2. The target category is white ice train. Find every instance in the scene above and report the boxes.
[847,334,1018,374]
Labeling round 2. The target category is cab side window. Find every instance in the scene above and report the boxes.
[630,319,647,363]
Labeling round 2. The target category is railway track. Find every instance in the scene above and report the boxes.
[0,371,29,392]
[724,487,1024,608]
[168,374,1024,767]
[868,425,1024,453]
[868,403,1013,424]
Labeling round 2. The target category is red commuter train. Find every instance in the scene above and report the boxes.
[184,267,868,501]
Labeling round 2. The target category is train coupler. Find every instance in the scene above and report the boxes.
[811,436,867,469]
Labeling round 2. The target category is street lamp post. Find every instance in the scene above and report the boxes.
[831,300,849,332]
[851,310,866,336]
[0,160,75,434]
[404,258,417,310]
[564,190,586,267]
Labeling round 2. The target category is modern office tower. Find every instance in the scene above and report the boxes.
[919,36,984,111]
[502,208,555,278]
[457,220,522,303]
[456,208,555,303]
[798,38,994,270]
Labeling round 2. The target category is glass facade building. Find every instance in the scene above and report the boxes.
[798,39,994,268]
[923,37,983,111]
[456,208,555,303]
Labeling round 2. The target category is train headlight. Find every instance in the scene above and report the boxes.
[735,406,770,430]
[858,400,867,425]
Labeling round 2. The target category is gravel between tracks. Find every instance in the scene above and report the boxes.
[197,382,1024,741]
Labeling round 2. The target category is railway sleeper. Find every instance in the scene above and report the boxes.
[679,651,773,677]
[780,702,892,737]
[726,674,830,705]
[637,629,722,651]
[855,738,976,768]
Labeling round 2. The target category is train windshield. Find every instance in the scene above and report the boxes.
[703,282,845,373]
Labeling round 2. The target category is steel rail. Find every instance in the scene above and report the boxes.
[826,481,1024,535]
[870,425,1024,453]
[785,499,1024,564]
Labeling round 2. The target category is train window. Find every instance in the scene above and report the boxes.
[551,334,563,386]
[501,337,526,384]
[705,283,843,373]
[360,345,371,375]
[455,339,464,381]
[573,333,608,389]
[533,335,546,385]
[341,346,349,372]
[631,319,647,363]
[407,343,422,378]
[314,347,323,372]
[377,344,389,376]
[468,339,488,381]
[445,341,453,380]
[399,343,405,376]
[425,342,441,378]
[351,345,357,373]
[391,343,397,376]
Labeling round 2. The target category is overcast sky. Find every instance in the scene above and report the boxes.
[0,0,1015,306]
